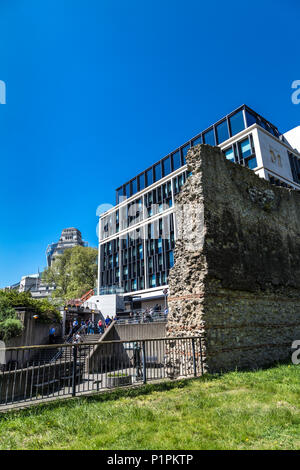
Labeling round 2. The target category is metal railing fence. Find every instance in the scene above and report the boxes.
[116,312,168,324]
[0,336,204,409]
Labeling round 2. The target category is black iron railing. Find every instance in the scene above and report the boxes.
[0,336,204,409]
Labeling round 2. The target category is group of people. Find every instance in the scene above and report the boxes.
[122,304,168,324]
[66,315,114,342]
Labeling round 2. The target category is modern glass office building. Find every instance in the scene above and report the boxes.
[97,105,300,310]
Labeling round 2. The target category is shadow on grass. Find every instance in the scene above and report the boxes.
[0,375,217,419]
[0,360,293,420]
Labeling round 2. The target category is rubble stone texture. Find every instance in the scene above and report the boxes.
[167,144,300,373]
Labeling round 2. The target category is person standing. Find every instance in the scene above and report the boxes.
[49,326,56,344]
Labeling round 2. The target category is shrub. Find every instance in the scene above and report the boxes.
[0,318,23,341]
[0,290,61,340]
[0,291,61,323]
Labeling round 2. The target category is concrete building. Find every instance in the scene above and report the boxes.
[19,273,55,299]
[94,105,300,312]
[46,227,87,267]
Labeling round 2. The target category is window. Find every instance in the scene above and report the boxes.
[224,147,235,163]
[192,135,202,146]
[168,251,174,268]
[138,173,145,190]
[150,274,156,287]
[239,137,252,159]
[132,178,137,195]
[229,110,245,136]
[216,120,229,144]
[125,183,131,198]
[245,110,257,127]
[247,157,257,169]
[288,152,300,184]
[146,168,153,186]
[203,128,215,146]
[182,144,190,164]
[117,187,124,204]
[154,163,162,182]
[162,157,171,176]
[172,151,181,170]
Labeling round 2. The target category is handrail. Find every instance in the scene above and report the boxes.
[0,335,204,352]
[116,313,168,324]
[50,324,87,362]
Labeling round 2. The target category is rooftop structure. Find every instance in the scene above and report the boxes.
[46,228,87,267]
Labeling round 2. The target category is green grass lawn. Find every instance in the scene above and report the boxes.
[0,363,300,450]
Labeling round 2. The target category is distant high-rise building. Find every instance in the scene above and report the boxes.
[46,228,87,267]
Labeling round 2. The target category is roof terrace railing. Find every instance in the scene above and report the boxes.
[115,104,280,203]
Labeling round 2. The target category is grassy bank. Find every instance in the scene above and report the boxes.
[0,363,300,450]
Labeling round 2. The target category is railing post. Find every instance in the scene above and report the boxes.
[191,338,197,377]
[142,341,147,384]
[199,337,204,375]
[72,345,77,397]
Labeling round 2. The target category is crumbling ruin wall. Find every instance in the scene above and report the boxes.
[167,144,300,373]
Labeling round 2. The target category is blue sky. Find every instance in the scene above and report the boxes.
[0,0,299,287]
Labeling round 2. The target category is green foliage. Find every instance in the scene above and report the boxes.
[42,246,98,303]
[0,290,60,340]
[0,318,23,341]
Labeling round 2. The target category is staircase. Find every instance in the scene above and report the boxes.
[29,336,64,365]
[81,334,102,343]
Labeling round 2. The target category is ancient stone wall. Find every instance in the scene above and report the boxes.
[167,144,300,373]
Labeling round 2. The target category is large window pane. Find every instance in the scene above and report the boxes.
[216,120,229,144]
[203,128,215,146]
[154,163,162,182]
[138,172,145,190]
[224,147,235,163]
[192,135,202,146]
[125,183,131,198]
[239,137,252,158]
[146,168,153,186]
[172,151,181,170]
[162,157,171,176]
[245,110,257,127]
[182,144,190,165]
[247,156,257,169]
[230,110,245,136]
[168,251,174,268]
[117,187,124,204]
[132,178,137,195]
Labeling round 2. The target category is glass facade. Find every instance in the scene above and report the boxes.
[115,105,280,203]
[100,213,175,293]
[288,152,300,184]
[223,134,256,169]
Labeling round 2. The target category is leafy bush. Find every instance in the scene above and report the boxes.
[0,318,23,341]
[0,291,61,324]
[0,290,61,340]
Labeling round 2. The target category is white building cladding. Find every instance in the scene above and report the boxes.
[98,105,300,310]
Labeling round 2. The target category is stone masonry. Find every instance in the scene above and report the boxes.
[166,144,300,373]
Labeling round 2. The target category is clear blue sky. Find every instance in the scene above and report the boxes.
[0,0,299,288]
